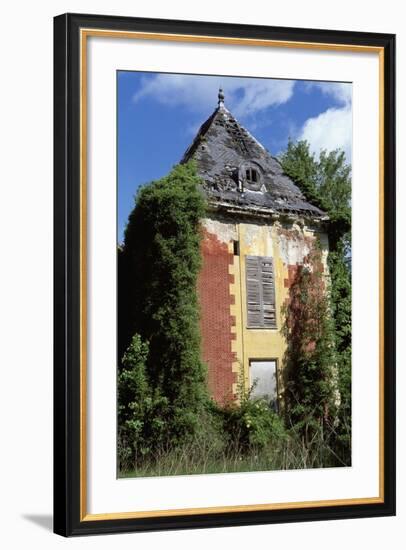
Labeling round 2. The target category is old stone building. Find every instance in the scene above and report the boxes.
[181,89,329,408]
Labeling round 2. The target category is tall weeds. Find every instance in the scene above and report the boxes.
[119,421,349,477]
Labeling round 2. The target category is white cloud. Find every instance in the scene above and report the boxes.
[133,74,295,118]
[305,81,352,107]
[297,82,352,161]
[133,74,352,162]
[298,106,352,162]
[231,80,295,117]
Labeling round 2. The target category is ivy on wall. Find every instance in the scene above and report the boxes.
[119,162,208,450]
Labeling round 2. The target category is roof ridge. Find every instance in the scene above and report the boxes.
[180,107,219,164]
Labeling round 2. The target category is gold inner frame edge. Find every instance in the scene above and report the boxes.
[79,28,385,522]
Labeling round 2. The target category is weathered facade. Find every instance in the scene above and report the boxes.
[182,90,329,407]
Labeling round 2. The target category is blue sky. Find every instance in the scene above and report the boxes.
[118,72,352,242]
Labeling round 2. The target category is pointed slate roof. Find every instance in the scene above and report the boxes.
[181,90,326,220]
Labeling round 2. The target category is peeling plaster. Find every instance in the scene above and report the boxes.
[277,229,312,266]
[201,218,237,243]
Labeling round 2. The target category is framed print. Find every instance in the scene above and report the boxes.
[53,13,396,536]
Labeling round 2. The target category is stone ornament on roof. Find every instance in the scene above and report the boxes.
[218,87,225,108]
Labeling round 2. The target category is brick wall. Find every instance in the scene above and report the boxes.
[284,264,299,289]
[197,228,236,404]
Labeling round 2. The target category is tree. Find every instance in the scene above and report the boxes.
[120,162,208,447]
[280,140,351,248]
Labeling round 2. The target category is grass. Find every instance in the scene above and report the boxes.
[118,426,350,478]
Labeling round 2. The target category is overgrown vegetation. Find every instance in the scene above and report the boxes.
[118,334,171,469]
[281,245,338,436]
[119,360,343,476]
[280,141,352,463]
[119,162,208,458]
[118,148,352,475]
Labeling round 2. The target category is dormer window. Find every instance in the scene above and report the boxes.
[245,168,258,184]
[239,162,262,191]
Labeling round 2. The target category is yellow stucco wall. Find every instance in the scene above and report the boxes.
[205,217,329,404]
[236,223,287,400]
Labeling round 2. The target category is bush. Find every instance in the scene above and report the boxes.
[221,399,286,452]
[117,333,170,470]
[215,375,287,454]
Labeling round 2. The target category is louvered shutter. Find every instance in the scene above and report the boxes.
[260,257,276,328]
[246,256,262,327]
[245,256,276,328]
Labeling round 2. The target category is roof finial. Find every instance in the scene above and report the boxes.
[218,87,225,108]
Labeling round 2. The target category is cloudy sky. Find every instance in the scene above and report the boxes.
[118,71,352,242]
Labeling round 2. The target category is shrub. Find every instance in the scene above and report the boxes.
[217,375,287,453]
[117,333,170,469]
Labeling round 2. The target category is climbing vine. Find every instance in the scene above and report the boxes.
[282,245,338,440]
[280,140,352,462]
[119,162,209,450]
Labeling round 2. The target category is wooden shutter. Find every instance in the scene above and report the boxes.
[260,257,276,328]
[246,256,262,327]
[245,256,276,328]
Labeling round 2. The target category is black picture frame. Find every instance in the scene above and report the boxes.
[54,12,396,537]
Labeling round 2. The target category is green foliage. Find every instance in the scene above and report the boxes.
[117,149,352,474]
[121,162,208,448]
[279,142,351,354]
[328,243,351,355]
[280,140,351,460]
[279,140,321,207]
[117,334,170,470]
[282,245,338,439]
[218,373,287,453]
[280,140,351,248]
[327,246,352,462]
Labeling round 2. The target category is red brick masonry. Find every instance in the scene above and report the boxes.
[197,229,236,404]
[284,264,299,289]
